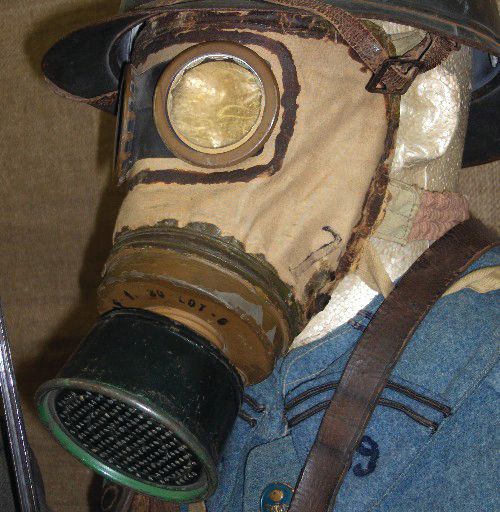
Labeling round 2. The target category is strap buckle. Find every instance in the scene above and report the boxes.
[366,57,426,95]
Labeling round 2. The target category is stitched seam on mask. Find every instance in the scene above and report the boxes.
[127,17,303,186]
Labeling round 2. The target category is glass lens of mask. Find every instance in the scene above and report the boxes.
[167,60,264,151]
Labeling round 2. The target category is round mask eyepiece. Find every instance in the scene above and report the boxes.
[153,42,279,168]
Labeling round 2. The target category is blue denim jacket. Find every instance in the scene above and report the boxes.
[198,247,499,512]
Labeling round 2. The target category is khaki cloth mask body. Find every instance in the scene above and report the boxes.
[105,10,398,383]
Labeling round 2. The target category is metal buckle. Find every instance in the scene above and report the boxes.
[366,57,426,95]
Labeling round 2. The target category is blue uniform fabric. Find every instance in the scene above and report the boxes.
[198,247,499,512]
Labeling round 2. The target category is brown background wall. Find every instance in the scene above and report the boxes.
[0,2,498,511]
[1,1,123,510]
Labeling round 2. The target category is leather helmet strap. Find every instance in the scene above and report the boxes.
[288,218,498,512]
[146,0,458,94]
[262,0,459,94]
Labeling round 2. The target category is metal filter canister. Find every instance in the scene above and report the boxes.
[36,308,242,502]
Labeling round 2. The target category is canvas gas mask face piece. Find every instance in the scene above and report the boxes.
[35,1,466,505]
[107,10,398,379]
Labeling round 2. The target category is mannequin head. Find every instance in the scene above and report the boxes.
[297,23,473,345]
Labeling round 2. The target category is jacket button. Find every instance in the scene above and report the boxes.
[260,482,293,511]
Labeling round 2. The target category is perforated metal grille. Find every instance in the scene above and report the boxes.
[54,389,203,487]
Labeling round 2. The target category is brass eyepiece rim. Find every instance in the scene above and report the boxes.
[153,41,279,169]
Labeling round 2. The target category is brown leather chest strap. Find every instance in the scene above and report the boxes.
[288,219,498,512]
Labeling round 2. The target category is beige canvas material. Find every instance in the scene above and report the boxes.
[459,161,500,234]
[356,259,500,298]
[443,266,500,296]
[293,42,474,347]
[116,30,395,303]
[355,241,394,297]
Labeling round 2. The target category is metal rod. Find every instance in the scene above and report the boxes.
[0,303,41,512]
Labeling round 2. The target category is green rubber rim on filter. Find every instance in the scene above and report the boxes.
[37,383,215,503]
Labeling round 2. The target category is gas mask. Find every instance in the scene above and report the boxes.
[35,0,485,505]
